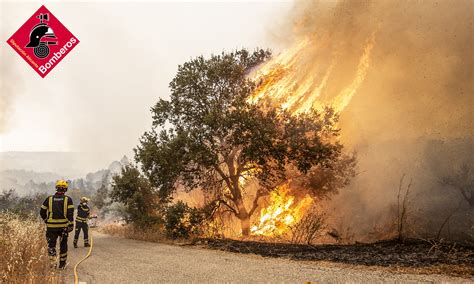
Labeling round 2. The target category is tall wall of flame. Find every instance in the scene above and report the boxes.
[263,0,473,241]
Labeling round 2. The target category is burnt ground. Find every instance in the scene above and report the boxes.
[195,238,474,277]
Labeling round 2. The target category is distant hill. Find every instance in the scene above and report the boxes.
[0,169,62,185]
[0,154,131,196]
[0,151,117,178]
[84,155,130,186]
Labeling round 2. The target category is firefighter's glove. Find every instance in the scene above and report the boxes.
[67,225,74,233]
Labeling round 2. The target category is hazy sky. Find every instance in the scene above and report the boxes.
[0,0,292,166]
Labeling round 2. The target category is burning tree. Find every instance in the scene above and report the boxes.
[136,49,347,236]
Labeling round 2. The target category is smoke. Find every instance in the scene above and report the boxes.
[277,0,473,241]
[0,1,287,166]
[0,39,20,135]
[0,66,12,133]
[0,2,19,135]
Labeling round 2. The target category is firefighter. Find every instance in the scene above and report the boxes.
[74,197,91,248]
[39,180,74,269]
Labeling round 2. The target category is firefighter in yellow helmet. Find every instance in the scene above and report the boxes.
[39,180,74,269]
[74,196,91,248]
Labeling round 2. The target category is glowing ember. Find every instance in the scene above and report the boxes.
[251,184,313,236]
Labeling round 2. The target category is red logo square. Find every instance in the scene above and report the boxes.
[7,5,80,78]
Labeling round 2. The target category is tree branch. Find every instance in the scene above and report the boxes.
[213,165,232,193]
[217,199,238,215]
[249,189,269,217]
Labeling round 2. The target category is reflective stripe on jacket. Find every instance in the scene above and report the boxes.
[76,216,88,223]
[76,203,90,222]
[39,194,74,230]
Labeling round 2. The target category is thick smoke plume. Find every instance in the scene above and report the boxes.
[277,0,473,241]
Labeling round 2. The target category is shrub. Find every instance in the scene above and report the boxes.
[164,201,204,239]
[101,223,166,243]
[287,206,326,244]
[0,189,48,217]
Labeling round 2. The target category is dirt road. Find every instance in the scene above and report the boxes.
[65,231,470,283]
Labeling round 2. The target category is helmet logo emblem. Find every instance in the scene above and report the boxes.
[6,5,80,78]
[25,13,57,59]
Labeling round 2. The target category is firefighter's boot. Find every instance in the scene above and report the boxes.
[58,261,68,269]
[73,241,78,248]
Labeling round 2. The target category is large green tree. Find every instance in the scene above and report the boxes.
[136,49,345,235]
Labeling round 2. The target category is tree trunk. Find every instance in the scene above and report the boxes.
[240,216,251,236]
[235,198,251,236]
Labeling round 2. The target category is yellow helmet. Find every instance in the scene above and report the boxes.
[80,197,90,203]
[55,180,68,191]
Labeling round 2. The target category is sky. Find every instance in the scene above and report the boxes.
[0,0,293,167]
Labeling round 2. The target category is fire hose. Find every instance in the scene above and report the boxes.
[73,229,93,284]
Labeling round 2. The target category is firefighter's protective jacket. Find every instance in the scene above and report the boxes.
[76,203,90,223]
[40,194,74,231]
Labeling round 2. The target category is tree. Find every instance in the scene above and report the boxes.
[0,189,48,216]
[110,165,160,227]
[92,183,109,211]
[135,49,345,235]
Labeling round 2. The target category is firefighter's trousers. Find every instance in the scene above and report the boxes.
[46,230,69,266]
[74,221,89,245]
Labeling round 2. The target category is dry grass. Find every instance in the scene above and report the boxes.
[101,223,170,243]
[286,206,326,245]
[0,212,60,283]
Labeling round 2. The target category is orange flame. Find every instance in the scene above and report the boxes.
[249,34,375,114]
[248,33,376,237]
[250,184,313,236]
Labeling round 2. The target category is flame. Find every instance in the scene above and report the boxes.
[331,35,375,113]
[250,184,313,236]
[247,33,376,237]
[249,33,375,114]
